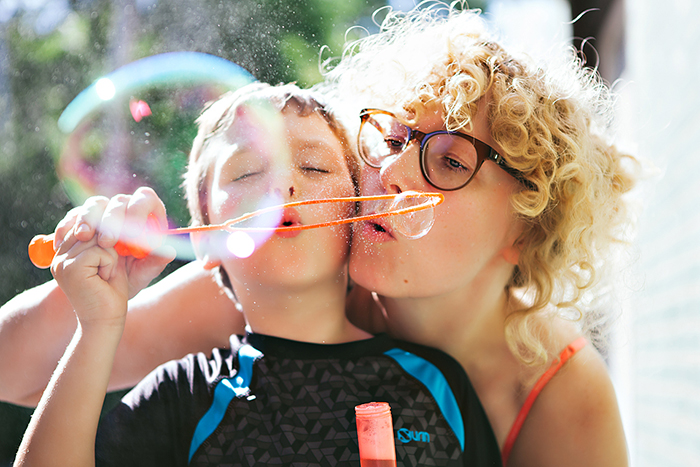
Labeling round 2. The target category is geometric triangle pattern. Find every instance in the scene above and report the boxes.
[191,353,464,466]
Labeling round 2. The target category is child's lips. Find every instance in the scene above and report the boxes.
[275,207,302,238]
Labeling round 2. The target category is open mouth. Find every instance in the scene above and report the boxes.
[275,207,302,238]
[364,216,394,240]
[371,222,386,233]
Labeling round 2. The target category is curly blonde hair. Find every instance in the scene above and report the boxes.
[320,2,637,365]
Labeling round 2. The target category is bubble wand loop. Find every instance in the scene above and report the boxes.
[28,192,444,268]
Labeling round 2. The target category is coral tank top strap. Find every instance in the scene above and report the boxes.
[500,336,588,466]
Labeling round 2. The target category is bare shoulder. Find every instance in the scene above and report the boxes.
[508,336,628,467]
[128,261,241,327]
[130,260,222,306]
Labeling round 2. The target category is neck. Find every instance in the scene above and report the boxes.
[234,271,372,344]
[380,275,513,374]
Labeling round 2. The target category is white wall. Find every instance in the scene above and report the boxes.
[489,1,700,464]
[620,0,700,465]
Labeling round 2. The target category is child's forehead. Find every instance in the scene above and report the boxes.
[227,101,338,142]
[201,102,343,164]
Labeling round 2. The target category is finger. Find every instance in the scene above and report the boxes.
[54,226,83,258]
[51,236,120,297]
[97,194,131,248]
[96,246,120,283]
[51,235,104,278]
[121,187,168,256]
[55,209,110,259]
[54,206,80,250]
[66,196,110,244]
[124,186,168,240]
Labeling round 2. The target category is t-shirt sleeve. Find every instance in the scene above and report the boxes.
[95,352,214,467]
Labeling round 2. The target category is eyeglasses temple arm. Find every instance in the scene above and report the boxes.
[489,148,537,191]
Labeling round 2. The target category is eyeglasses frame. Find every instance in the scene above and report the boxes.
[358,108,530,191]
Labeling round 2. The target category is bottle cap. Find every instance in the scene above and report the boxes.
[355,401,392,418]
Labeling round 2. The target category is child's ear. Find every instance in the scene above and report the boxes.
[190,231,222,270]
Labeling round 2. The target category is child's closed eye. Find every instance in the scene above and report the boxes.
[218,150,268,184]
[232,170,264,182]
[301,166,330,174]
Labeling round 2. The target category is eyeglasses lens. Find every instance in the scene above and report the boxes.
[360,112,480,190]
[359,113,409,167]
[422,134,478,190]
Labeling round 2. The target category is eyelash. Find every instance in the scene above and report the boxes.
[441,155,470,172]
[229,165,330,183]
[384,137,404,149]
[232,171,261,182]
[302,166,330,174]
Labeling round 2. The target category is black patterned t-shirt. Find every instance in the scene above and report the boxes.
[95,332,501,466]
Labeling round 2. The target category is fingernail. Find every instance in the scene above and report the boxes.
[76,223,90,234]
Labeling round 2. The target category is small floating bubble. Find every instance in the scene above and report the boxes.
[227,231,256,258]
[388,191,435,239]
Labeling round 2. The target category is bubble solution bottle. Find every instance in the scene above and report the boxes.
[355,402,397,467]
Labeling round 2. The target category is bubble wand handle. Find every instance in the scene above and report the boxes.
[28,214,164,269]
[28,234,153,269]
[28,192,444,268]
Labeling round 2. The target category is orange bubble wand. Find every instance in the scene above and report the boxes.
[28,192,444,269]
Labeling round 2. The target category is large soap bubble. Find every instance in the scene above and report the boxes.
[55,52,256,259]
[382,191,436,239]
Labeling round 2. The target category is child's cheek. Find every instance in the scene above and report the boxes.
[208,187,235,223]
[210,183,268,224]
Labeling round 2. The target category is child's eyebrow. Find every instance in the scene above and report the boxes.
[214,145,262,172]
[223,141,263,160]
[295,139,338,155]
[298,141,325,151]
[217,144,244,163]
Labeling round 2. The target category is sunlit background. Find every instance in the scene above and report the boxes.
[1,0,698,465]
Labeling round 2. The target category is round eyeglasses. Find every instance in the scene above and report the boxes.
[358,108,529,191]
